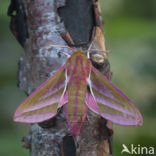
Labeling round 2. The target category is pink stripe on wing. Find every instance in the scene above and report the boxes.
[58,91,68,108]
[16,95,61,115]
[14,112,56,123]
[85,91,99,114]
[101,112,142,126]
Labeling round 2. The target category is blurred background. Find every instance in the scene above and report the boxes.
[0,0,155,155]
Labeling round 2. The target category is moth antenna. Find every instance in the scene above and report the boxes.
[49,44,75,51]
[84,34,107,56]
[48,44,77,58]
[87,49,107,53]
[84,47,106,57]
[86,41,94,59]
[59,51,71,58]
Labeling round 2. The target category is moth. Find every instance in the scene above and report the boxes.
[14,48,143,137]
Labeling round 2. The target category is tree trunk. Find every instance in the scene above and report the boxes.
[8,0,113,155]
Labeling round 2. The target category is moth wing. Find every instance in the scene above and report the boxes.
[14,65,68,123]
[86,66,143,126]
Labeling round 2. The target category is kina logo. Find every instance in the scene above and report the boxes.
[121,144,131,154]
[121,144,155,155]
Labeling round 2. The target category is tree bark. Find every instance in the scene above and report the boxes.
[8,0,113,155]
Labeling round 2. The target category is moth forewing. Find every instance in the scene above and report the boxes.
[14,65,67,123]
[89,66,143,126]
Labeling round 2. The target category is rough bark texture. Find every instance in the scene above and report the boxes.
[8,0,113,155]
